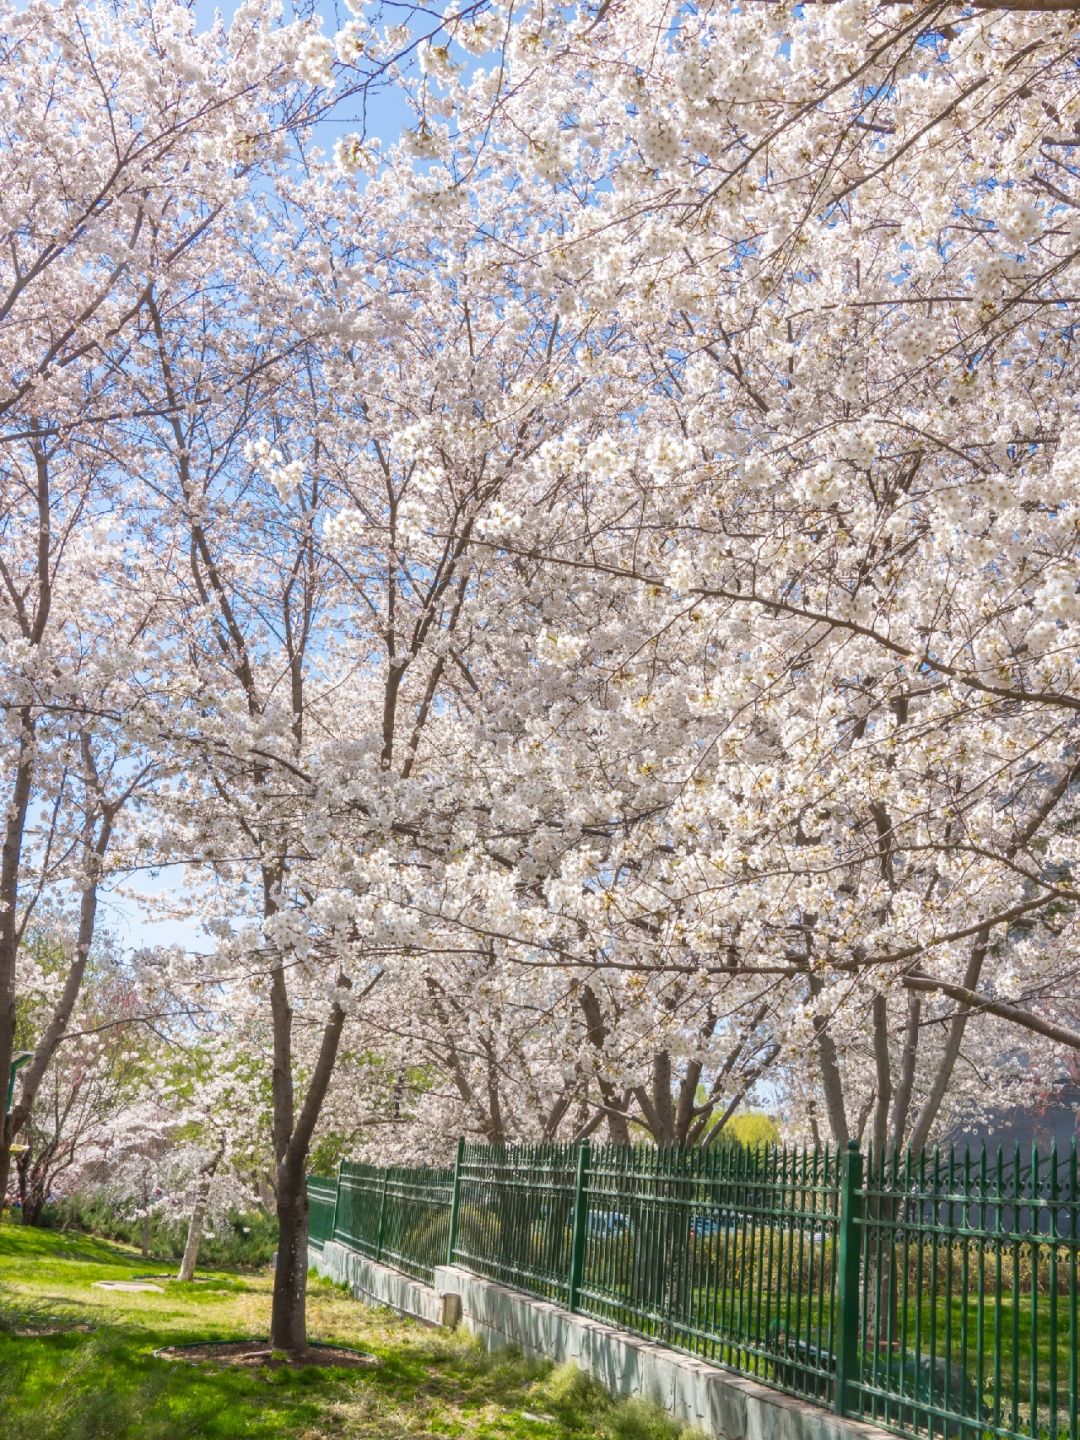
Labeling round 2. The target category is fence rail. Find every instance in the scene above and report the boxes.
[307,1138,1080,1440]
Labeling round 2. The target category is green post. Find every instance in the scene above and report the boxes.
[329,1160,342,1246]
[5,1052,30,1113]
[446,1136,466,1267]
[376,1167,389,1264]
[567,1140,592,1314]
[834,1140,864,1417]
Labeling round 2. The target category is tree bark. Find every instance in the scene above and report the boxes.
[578,984,632,1143]
[20,1186,45,1227]
[266,975,367,1350]
[0,716,38,1219]
[15,1139,49,1226]
[4,790,114,1207]
[0,445,51,1227]
[269,1156,309,1352]
[178,1143,224,1282]
[808,972,849,1146]
[178,1191,209,1282]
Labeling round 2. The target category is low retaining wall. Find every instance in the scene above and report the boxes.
[309,1243,891,1440]
[309,1240,444,1326]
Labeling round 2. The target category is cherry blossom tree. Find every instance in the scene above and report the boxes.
[349,0,1080,1131]
[6,0,1080,1362]
[125,107,654,1342]
[8,935,145,1222]
[0,0,310,1212]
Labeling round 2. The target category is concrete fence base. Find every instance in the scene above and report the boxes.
[309,1242,892,1440]
[309,1240,445,1326]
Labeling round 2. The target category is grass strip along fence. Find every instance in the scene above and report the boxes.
[308,1138,1080,1440]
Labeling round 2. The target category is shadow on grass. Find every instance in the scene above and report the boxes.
[0,1326,341,1440]
[0,1231,704,1440]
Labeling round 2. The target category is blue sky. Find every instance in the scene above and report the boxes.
[102,867,212,957]
[201,0,427,148]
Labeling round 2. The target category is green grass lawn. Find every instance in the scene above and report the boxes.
[0,1223,706,1440]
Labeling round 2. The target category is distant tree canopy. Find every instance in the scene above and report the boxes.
[721,1113,782,1152]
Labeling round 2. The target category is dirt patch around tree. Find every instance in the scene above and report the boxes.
[134,1273,212,1284]
[155,1340,378,1370]
[12,1322,95,1337]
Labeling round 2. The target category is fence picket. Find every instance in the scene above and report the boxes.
[834,1140,863,1418]
[567,1140,592,1314]
[446,1135,465,1268]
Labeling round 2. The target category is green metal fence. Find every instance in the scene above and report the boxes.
[308,1174,337,1250]
[330,1159,454,1283]
[453,1142,579,1303]
[584,1141,844,1400]
[307,1137,1080,1440]
[856,1143,1079,1440]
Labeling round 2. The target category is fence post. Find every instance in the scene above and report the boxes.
[376,1167,389,1264]
[567,1140,592,1314]
[834,1140,864,1417]
[328,1160,343,1246]
[446,1136,466,1267]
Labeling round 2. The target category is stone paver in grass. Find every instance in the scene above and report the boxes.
[93,1279,165,1292]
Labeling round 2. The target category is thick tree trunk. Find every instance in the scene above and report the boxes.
[605,1102,632,1144]
[0,450,53,1232]
[20,1188,45,1226]
[15,1149,46,1225]
[269,1160,309,1352]
[9,803,111,1144]
[264,944,359,1354]
[0,1146,12,1222]
[1,752,114,1228]
[0,718,37,1227]
[141,1210,151,1258]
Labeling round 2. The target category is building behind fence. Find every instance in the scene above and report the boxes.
[308,1138,1080,1440]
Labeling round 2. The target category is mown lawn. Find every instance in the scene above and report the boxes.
[0,1223,705,1440]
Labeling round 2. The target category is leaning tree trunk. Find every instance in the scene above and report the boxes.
[269,1157,309,1352]
[178,1144,224,1282]
[178,1198,208,1282]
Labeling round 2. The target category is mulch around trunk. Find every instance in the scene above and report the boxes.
[155,1340,378,1369]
